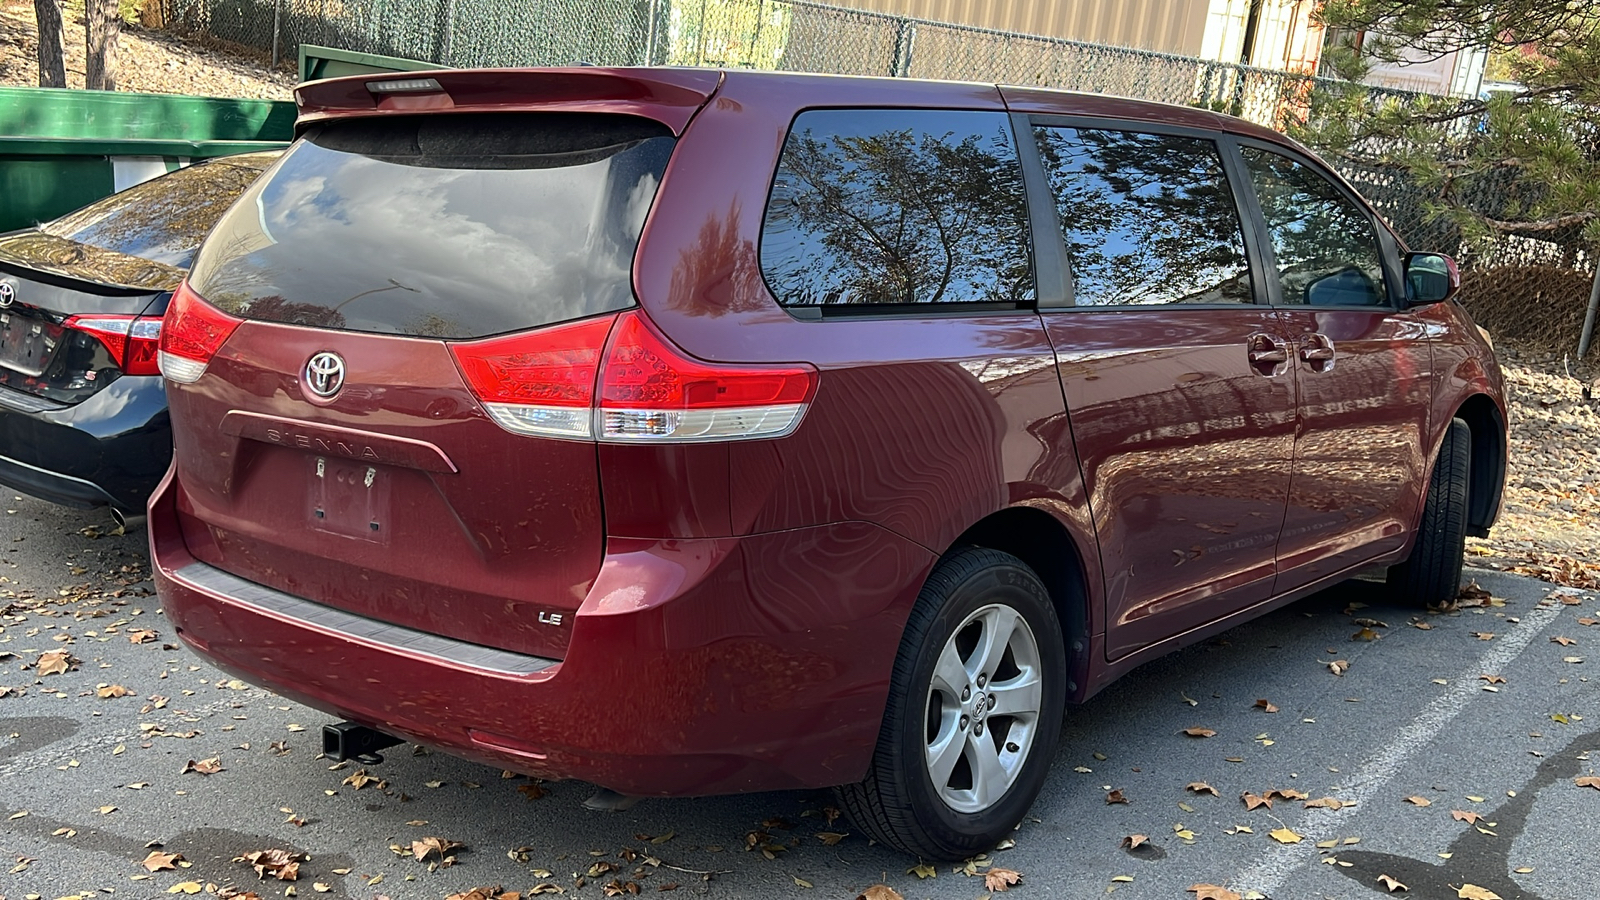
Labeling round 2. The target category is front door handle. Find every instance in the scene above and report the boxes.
[1299,333,1336,372]
[1246,333,1289,376]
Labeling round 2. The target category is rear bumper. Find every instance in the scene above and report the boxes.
[0,376,170,511]
[149,465,935,796]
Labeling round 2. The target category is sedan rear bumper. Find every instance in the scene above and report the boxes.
[149,464,935,796]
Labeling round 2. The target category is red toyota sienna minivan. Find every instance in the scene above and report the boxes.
[150,67,1506,859]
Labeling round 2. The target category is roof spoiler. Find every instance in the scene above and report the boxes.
[292,67,724,137]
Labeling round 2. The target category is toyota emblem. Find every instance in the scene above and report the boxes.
[0,281,15,308]
[304,351,346,398]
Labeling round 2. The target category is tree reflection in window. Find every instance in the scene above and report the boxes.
[761,109,1034,307]
[1033,127,1252,307]
[1240,147,1387,307]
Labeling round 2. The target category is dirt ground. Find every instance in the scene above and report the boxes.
[0,0,291,98]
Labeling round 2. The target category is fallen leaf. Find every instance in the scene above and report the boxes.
[1328,660,1350,676]
[1473,632,1496,641]
[983,868,1022,892]
[35,650,76,676]
[906,863,936,879]
[1254,699,1279,713]
[1182,727,1217,738]
[1188,885,1242,900]
[517,782,547,801]
[1305,797,1350,810]
[342,769,385,790]
[1352,627,1381,642]
[166,883,203,895]
[1242,792,1272,810]
[1575,776,1600,790]
[1480,674,1506,684]
[792,876,812,888]
[1187,782,1220,796]
[1269,828,1302,844]
[1552,636,1577,646]
[1268,788,1308,801]
[234,848,307,881]
[128,629,158,643]
[1106,789,1128,804]
[142,850,181,872]
[1378,873,1408,892]
[1121,834,1148,850]
[1457,886,1503,900]
[1563,656,1583,664]
[1405,796,1432,807]
[815,832,847,845]
[180,757,223,775]
[96,683,132,699]
[855,887,904,900]
[1451,810,1483,824]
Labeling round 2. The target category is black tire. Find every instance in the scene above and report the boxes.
[1388,418,1472,609]
[835,547,1067,860]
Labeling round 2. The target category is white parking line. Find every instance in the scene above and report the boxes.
[1228,593,1569,895]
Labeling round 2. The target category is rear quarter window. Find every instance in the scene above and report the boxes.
[187,114,674,339]
[759,108,1035,312]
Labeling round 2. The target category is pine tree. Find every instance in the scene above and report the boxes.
[1300,1,1599,246]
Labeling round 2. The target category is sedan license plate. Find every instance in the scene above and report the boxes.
[0,311,62,377]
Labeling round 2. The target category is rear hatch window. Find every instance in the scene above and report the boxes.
[188,113,675,338]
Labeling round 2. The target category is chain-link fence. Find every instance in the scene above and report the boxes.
[151,0,1597,355]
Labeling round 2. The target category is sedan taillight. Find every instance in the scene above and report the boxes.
[158,281,243,384]
[64,314,166,376]
[449,310,818,443]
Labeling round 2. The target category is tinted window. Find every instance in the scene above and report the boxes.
[187,114,674,339]
[40,152,277,269]
[1241,147,1388,307]
[1033,127,1253,307]
[760,109,1034,308]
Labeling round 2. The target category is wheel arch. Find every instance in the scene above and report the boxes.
[1451,393,1506,538]
[948,505,1096,702]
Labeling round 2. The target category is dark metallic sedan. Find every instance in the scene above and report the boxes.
[0,152,278,521]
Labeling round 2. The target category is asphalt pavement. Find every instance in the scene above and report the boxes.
[0,494,1596,900]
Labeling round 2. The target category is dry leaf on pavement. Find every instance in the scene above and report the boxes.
[1182,727,1217,738]
[1254,699,1279,713]
[1457,885,1503,900]
[1187,782,1220,796]
[1121,834,1148,849]
[1575,776,1600,790]
[96,683,132,698]
[1328,659,1350,675]
[233,848,306,881]
[1106,789,1128,804]
[1378,873,1408,892]
[1405,796,1432,806]
[141,850,181,872]
[983,867,1022,892]
[181,757,223,775]
[35,650,76,676]
[1269,827,1302,844]
[1451,810,1483,824]
[1242,792,1272,810]
[1188,884,1241,900]
[856,886,904,900]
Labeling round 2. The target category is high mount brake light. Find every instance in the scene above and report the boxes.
[64,314,165,376]
[158,281,243,384]
[449,311,818,443]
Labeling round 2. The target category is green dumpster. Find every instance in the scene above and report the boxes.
[0,86,294,232]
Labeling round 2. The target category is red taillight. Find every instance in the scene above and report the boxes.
[596,312,816,442]
[448,310,818,443]
[64,314,166,376]
[158,281,242,384]
[448,314,620,440]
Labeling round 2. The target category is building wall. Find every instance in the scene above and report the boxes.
[822,0,1213,56]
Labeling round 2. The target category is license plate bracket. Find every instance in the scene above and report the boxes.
[0,311,63,377]
[308,456,391,544]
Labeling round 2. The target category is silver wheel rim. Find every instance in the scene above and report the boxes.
[923,602,1043,814]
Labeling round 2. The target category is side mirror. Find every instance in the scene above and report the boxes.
[1406,252,1459,305]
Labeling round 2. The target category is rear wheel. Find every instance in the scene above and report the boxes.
[1388,418,1472,609]
[836,547,1067,860]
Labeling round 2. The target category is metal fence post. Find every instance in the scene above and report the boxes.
[270,0,282,68]
[891,18,916,77]
[1579,261,1600,359]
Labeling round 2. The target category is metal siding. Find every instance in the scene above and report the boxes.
[828,0,1211,54]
